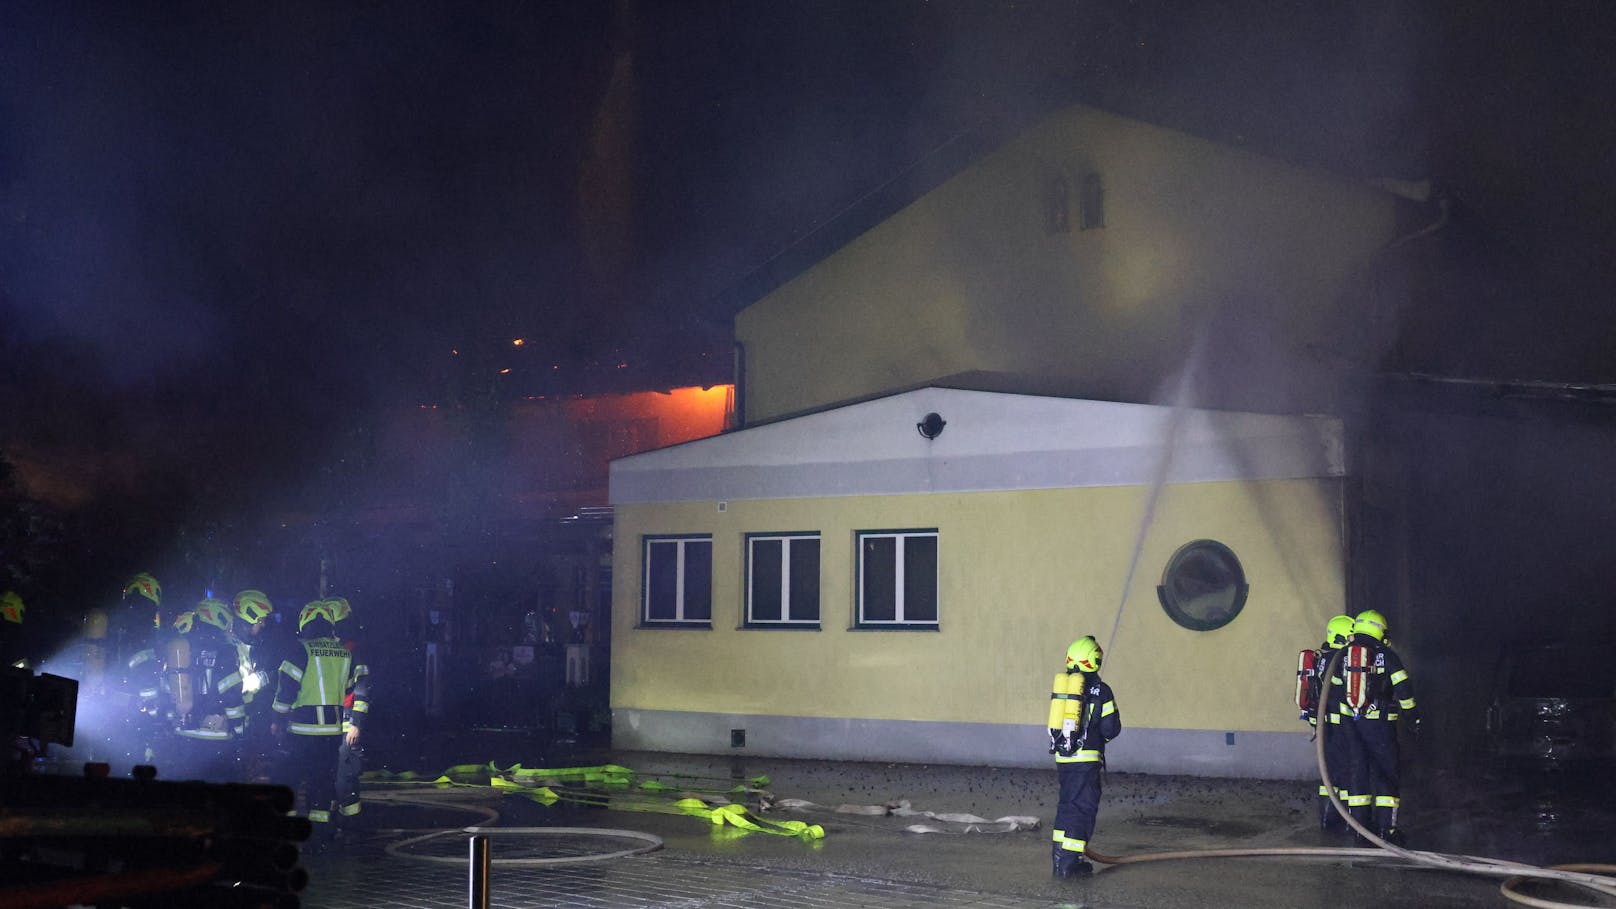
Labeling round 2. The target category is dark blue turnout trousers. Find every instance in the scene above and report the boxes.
[1053,762,1102,861]
[1348,718,1401,832]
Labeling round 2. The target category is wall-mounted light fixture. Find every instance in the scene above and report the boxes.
[916,412,947,440]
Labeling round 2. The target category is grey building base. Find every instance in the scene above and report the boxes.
[612,709,1320,780]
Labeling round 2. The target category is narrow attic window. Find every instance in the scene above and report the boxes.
[1044,174,1071,234]
[1080,173,1105,230]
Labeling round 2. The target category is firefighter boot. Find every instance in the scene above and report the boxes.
[1318,798,1345,832]
[1053,848,1092,879]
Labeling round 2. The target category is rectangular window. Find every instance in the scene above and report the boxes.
[642,535,712,626]
[855,529,938,628]
[745,532,820,627]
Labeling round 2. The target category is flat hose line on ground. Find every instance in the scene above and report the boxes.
[1087,650,1616,909]
[364,786,665,867]
[385,826,663,867]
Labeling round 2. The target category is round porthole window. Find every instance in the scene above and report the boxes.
[1157,539,1249,631]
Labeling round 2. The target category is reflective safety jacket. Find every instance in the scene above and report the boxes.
[1332,637,1417,722]
[273,635,369,737]
[1049,671,1121,764]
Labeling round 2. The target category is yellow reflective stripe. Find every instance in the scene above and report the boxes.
[351,700,369,714]
[1051,828,1066,843]
[217,672,242,693]
[308,809,331,823]
[1400,698,1416,709]
[225,706,245,719]
[288,723,344,735]
[279,660,304,681]
[1056,749,1103,763]
[1375,795,1400,808]
[1390,670,1408,685]
[1060,839,1087,853]
[1346,794,1372,807]
[1100,701,1116,717]
[177,728,231,740]
[339,802,361,816]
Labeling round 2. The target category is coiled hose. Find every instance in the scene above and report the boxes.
[1086,651,1616,908]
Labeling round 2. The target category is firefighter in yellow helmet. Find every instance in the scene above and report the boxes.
[231,590,281,782]
[1331,609,1419,845]
[273,599,369,848]
[1307,614,1358,833]
[164,597,247,781]
[1046,635,1121,878]
[117,573,168,767]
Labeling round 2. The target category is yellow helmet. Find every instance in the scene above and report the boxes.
[195,597,233,633]
[298,599,340,632]
[1065,635,1103,673]
[1,591,24,625]
[233,590,274,626]
[1353,609,1388,642]
[172,611,197,634]
[1325,614,1355,648]
[124,573,162,606]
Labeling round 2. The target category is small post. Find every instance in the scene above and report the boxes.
[468,834,490,909]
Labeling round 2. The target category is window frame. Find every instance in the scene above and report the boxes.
[853,528,939,630]
[743,531,822,629]
[1156,538,1249,632]
[640,534,713,628]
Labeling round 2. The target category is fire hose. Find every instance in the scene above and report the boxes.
[1085,651,1616,908]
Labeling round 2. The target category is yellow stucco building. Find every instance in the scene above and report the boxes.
[610,104,1407,777]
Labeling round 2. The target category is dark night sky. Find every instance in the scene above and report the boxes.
[2,1,1615,593]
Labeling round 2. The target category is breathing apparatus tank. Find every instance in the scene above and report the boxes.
[1048,671,1086,755]
[164,634,195,717]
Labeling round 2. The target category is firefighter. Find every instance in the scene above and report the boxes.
[1335,609,1419,845]
[3,590,36,769]
[327,597,371,835]
[231,590,281,782]
[1046,635,1121,878]
[1307,614,1357,832]
[119,573,168,767]
[273,599,365,848]
[165,598,247,781]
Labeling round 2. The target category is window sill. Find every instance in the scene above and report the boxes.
[637,621,712,630]
[739,623,821,631]
[849,624,939,631]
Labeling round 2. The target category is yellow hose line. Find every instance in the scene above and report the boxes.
[362,761,821,840]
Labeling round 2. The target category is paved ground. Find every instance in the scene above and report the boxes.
[295,749,1616,909]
